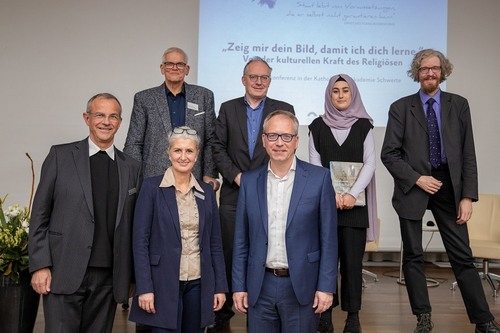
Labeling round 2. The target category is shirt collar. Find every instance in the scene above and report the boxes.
[267,156,297,179]
[165,83,186,97]
[88,138,115,160]
[244,95,266,110]
[159,167,204,193]
[419,89,441,107]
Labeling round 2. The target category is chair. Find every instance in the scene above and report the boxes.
[451,194,500,296]
[363,218,380,286]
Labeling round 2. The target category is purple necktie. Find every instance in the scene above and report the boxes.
[427,98,441,168]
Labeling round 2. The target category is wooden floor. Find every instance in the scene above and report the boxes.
[33,264,500,332]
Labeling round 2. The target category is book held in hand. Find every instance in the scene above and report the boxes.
[329,161,365,206]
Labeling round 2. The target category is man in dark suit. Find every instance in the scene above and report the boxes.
[232,110,338,333]
[124,47,219,190]
[211,56,295,331]
[29,93,142,332]
[381,49,500,333]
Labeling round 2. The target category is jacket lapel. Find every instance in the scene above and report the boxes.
[256,167,269,236]
[439,92,452,133]
[161,186,181,242]
[286,159,307,228]
[73,139,94,217]
[153,83,172,134]
[194,189,206,244]
[409,93,428,134]
[114,149,128,228]
[236,98,249,148]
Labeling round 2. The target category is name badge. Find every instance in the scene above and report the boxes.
[187,102,199,111]
[194,191,205,200]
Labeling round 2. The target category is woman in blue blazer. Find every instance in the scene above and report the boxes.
[129,126,227,333]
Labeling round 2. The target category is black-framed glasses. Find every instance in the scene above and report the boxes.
[162,62,187,70]
[246,74,271,83]
[86,112,121,122]
[264,132,296,142]
[172,127,197,135]
[418,66,441,74]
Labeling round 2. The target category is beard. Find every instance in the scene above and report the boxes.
[420,76,440,95]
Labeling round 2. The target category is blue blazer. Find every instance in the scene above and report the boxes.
[232,158,338,306]
[129,176,227,329]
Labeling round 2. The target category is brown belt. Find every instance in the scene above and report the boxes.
[265,267,290,277]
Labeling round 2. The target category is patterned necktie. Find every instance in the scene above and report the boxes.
[427,98,441,168]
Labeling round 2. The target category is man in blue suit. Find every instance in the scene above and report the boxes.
[232,110,338,332]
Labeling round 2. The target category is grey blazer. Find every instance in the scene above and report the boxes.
[381,91,478,220]
[29,139,142,303]
[124,83,217,179]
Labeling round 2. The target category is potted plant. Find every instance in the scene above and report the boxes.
[0,153,40,333]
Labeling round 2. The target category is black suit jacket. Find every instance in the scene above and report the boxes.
[213,97,295,206]
[381,91,478,220]
[29,139,142,302]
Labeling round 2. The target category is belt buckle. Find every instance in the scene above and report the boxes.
[272,268,279,277]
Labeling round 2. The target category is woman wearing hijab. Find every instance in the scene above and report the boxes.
[309,74,378,333]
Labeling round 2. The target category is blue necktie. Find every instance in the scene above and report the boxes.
[427,98,441,168]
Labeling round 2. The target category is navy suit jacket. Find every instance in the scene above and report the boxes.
[232,158,338,306]
[381,91,478,219]
[129,175,227,329]
[29,139,142,303]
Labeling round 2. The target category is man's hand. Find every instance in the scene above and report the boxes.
[416,175,442,194]
[31,267,52,295]
[203,176,220,191]
[457,197,473,225]
[213,293,226,311]
[233,291,248,313]
[312,291,333,314]
[138,293,156,314]
[234,173,242,187]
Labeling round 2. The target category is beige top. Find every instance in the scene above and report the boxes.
[160,167,204,281]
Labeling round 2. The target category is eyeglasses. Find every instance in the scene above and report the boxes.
[172,127,197,135]
[87,112,121,123]
[418,66,441,74]
[264,132,296,142]
[162,62,187,70]
[246,74,271,83]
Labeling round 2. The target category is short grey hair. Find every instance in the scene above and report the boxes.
[86,93,122,115]
[263,110,299,134]
[167,126,200,149]
[243,56,273,75]
[162,47,188,63]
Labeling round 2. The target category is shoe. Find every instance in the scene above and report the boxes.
[343,316,361,333]
[317,310,334,333]
[414,313,433,333]
[206,318,230,332]
[476,320,500,333]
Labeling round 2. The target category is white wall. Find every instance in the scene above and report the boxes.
[1,0,499,250]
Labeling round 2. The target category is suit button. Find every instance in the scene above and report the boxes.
[87,246,92,249]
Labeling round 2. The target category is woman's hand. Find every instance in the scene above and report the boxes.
[213,293,226,311]
[341,193,356,210]
[138,293,156,314]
